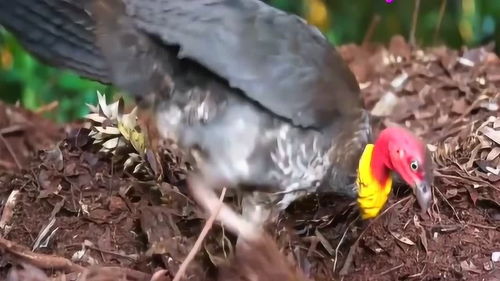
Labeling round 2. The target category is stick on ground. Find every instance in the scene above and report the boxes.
[172,186,227,281]
[0,236,84,272]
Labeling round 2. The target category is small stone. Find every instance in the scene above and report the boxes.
[484,261,493,271]
[492,252,500,262]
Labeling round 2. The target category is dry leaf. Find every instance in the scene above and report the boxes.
[389,230,415,246]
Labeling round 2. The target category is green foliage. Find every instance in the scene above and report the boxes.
[265,0,499,49]
[1,0,499,122]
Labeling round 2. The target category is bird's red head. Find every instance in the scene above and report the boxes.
[371,126,433,213]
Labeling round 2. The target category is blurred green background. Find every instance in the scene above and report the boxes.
[0,0,498,123]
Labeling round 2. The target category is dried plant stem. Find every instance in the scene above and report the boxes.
[172,187,227,281]
[0,133,22,170]
[378,263,404,276]
[433,0,447,43]
[434,186,461,222]
[34,101,59,114]
[340,196,411,275]
[362,14,381,46]
[0,236,84,272]
[409,0,421,46]
[333,217,358,272]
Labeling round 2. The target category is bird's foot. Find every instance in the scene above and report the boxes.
[187,174,260,241]
[241,191,285,231]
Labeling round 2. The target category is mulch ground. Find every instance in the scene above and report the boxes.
[0,36,499,281]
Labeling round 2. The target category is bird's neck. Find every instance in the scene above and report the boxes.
[370,135,392,186]
[356,143,393,219]
[357,143,392,188]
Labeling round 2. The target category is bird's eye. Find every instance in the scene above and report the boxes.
[410,160,419,171]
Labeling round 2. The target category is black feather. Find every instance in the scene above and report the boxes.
[0,0,110,82]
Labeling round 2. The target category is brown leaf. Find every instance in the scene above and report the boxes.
[40,146,63,171]
[464,186,479,206]
[37,169,62,198]
[108,196,128,215]
[389,230,415,246]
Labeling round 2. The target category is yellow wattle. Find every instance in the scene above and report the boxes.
[356,144,393,219]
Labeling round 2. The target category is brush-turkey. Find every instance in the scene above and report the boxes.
[0,0,432,223]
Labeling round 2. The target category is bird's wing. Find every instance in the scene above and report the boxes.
[0,0,110,83]
[0,0,363,128]
[123,0,363,128]
[89,0,176,103]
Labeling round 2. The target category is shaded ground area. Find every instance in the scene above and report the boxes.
[0,36,499,281]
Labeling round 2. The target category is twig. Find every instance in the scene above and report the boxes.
[378,263,404,276]
[468,223,499,230]
[0,125,25,135]
[338,238,358,276]
[434,170,500,192]
[172,187,227,281]
[340,196,412,275]
[0,133,22,170]
[419,222,463,233]
[433,0,447,43]
[409,0,421,46]
[362,14,381,46]
[407,264,426,278]
[0,236,84,272]
[34,101,59,114]
[434,186,461,222]
[315,228,335,256]
[333,216,359,272]
[84,243,138,261]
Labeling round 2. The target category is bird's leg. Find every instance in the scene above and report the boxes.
[173,174,261,281]
[187,174,260,241]
[188,177,310,281]
[241,192,278,228]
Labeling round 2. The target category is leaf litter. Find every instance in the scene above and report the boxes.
[0,35,499,281]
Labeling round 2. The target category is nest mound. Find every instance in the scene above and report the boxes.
[0,36,499,281]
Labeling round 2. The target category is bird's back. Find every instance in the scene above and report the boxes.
[0,0,371,206]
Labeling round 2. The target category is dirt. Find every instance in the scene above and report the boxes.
[0,36,499,281]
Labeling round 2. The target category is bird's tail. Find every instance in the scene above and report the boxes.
[0,0,110,83]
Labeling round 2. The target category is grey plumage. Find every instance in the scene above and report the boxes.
[122,0,362,129]
[0,0,373,214]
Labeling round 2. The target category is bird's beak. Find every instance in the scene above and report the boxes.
[414,179,432,212]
